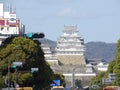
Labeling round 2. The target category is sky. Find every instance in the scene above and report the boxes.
[0,0,120,43]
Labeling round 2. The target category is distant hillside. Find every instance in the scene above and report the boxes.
[38,38,117,62]
[38,38,57,51]
[85,42,117,62]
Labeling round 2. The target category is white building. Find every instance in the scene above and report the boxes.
[56,25,85,55]
[55,25,86,65]
[0,3,25,42]
[0,3,3,18]
[97,62,108,71]
[86,64,93,73]
[41,44,53,58]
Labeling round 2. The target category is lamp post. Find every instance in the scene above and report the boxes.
[13,46,22,88]
[13,62,22,88]
[71,65,84,90]
[7,51,12,90]
[71,68,75,89]
[7,59,10,90]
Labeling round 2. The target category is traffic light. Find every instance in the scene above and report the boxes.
[26,32,45,38]
[33,33,45,38]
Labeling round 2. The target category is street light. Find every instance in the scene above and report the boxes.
[13,61,23,88]
[71,68,75,89]
[5,51,12,90]
[7,58,10,90]
[13,46,22,88]
[71,65,85,90]
[6,51,12,90]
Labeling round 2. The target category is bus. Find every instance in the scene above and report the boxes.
[51,86,64,90]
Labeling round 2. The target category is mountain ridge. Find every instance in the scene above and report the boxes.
[39,38,117,62]
[85,41,117,62]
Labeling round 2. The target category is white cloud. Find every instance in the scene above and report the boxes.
[57,7,76,17]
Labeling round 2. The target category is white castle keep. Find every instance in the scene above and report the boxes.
[55,25,86,65]
[56,25,85,55]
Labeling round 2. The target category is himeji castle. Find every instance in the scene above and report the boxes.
[55,25,86,65]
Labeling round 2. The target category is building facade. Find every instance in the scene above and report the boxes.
[0,3,25,43]
[55,25,86,65]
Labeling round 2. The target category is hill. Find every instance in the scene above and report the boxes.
[38,38,56,51]
[39,38,117,63]
[85,42,117,62]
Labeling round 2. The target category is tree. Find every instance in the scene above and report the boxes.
[53,72,66,87]
[107,60,116,73]
[89,71,107,90]
[107,39,120,86]
[0,36,54,89]
[89,39,120,88]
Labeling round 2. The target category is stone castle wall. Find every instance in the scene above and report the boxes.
[56,55,86,65]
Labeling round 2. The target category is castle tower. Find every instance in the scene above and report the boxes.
[55,25,86,65]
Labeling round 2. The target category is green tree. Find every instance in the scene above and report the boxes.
[53,72,66,87]
[89,71,107,90]
[90,39,120,88]
[107,60,116,73]
[107,39,120,86]
[0,36,54,89]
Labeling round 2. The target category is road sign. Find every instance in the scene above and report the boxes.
[50,80,60,86]
[13,62,22,66]
[31,68,39,73]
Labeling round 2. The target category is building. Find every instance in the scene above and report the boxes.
[86,64,93,73]
[55,25,86,65]
[0,3,25,43]
[97,62,108,71]
[41,44,53,58]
